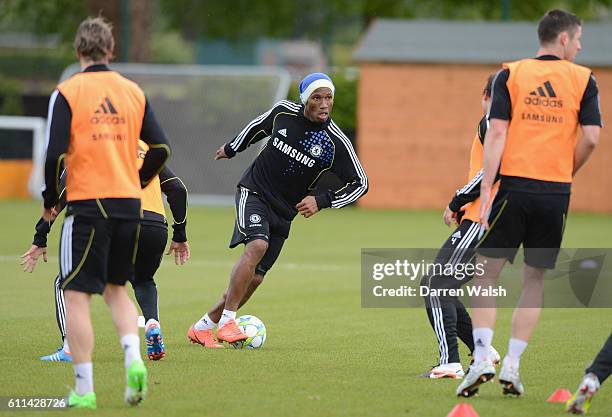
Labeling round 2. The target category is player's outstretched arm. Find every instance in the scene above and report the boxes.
[222,100,297,159]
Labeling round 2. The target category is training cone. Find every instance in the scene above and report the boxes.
[546,388,572,403]
[446,403,479,417]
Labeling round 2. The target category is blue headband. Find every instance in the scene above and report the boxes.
[299,72,335,104]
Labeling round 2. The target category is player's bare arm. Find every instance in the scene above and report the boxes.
[573,125,600,175]
[479,118,508,228]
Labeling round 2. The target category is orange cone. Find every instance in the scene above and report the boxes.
[446,403,480,417]
[546,388,572,403]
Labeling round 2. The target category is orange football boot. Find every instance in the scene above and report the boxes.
[187,325,224,348]
[216,319,248,343]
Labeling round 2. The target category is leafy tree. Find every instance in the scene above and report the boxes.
[0,0,152,61]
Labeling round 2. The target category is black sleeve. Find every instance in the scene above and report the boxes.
[223,101,293,158]
[56,169,68,212]
[32,218,52,247]
[449,169,484,212]
[42,90,71,209]
[139,98,171,187]
[488,69,511,121]
[579,74,602,127]
[448,118,501,212]
[316,123,368,209]
[448,168,503,212]
[33,169,68,247]
[159,166,188,243]
[477,116,488,145]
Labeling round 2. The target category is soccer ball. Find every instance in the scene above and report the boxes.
[230,315,267,349]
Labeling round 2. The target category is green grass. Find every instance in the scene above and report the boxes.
[1,200,611,416]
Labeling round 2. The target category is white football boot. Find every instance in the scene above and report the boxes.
[498,358,524,396]
[456,359,496,397]
[429,363,465,379]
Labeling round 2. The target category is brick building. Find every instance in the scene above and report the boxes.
[354,19,612,212]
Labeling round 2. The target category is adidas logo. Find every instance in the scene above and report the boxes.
[529,81,557,98]
[524,81,563,107]
[95,97,118,114]
[90,97,125,124]
[278,128,287,137]
[452,231,462,239]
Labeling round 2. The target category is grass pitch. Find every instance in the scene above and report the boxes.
[1,200,611,416]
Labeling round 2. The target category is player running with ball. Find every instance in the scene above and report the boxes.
[187,73,368,347]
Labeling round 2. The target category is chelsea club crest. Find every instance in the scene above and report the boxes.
[310,144,323,157]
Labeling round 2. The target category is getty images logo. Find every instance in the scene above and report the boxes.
[524,81,563,107]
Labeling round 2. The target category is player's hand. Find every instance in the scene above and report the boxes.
[166,240,190,265]
[214,145,228,160]
[443,205,458,227]
[479,185,492,230]
[20,245,47,273]
[42,206,58,222]
[296,196,319,219]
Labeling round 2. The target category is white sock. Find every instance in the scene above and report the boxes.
[63,338,70,352]
[73,362,93,396]
[145,318,160,330]
[472,328,494,363]
[218,309,236,328]
[120,334,142,369]
[504,338,528,368]
[194,313,217,331]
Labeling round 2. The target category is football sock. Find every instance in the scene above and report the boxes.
[145,318,160,330]
[194,314,216,330]
[63,338,70,352]
[218,309,236,328]
[73,362,93,396]
[504,338,528,369]
[134,282,159,322]
[472,328,494,363]
[120,334,142,369]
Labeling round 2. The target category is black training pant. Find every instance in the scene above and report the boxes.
[586,333,612,384]
[422,220,481,364]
